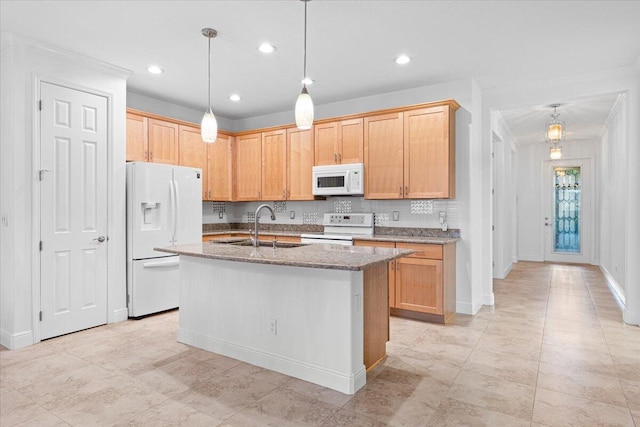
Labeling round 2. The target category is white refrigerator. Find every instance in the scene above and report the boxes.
[126,162,202,317]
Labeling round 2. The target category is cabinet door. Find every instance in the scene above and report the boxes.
[148,118,179,164]
[353,240,396,308]
[339,118,364,164]
[395,257,443,315]
[178,125,207,199]
[314,122,338,165]
[364,113,404,199]
[207,133,233,201]
[287,127,314,200]
[234,133,262,201]
[262,129,287,201]
[404,106,454,198]
[126,112,148,161]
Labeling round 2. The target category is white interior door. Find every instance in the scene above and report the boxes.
[40,82,108,340]
[543,158,592,264]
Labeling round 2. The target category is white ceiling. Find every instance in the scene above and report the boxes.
[2,0,640,142]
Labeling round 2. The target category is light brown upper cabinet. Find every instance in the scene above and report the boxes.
[364,112,404,199]
[207,133,233,201]
[148,118,179,165]
[178,125,207,199]
[287,127,314,200]
[261,129,287,201]
[126,112,148,162]
[404,106,456,199]
[364,102,458,199]
[234,132,262,201]
[314,118,363,166]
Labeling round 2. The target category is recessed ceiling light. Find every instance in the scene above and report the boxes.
[146,65,164,74]
[395,55,411,65]
[258,43,276,54]
[229,94,241,102]
[301,77,314,85]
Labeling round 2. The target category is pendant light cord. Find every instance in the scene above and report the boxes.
[208,34,212,111]
[303,0,307,86]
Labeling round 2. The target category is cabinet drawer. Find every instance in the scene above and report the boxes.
[396,243,442,260]
[354,240,395,249]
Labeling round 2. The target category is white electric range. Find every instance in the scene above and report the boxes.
[300,213,374,246]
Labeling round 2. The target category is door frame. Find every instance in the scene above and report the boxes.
[31,76,114,343]
[541,157,595,264]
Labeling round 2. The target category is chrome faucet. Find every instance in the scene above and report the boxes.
[253,204,276,247]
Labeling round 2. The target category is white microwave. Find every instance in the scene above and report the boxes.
[312,163,364,196]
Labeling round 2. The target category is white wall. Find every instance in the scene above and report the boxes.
[127,91,235,132]
[516,139,601,262]
[599,95,629,301]
[0,33,130,348]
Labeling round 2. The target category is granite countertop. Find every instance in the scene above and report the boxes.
[156,240,414,271]
[203,229,459,245]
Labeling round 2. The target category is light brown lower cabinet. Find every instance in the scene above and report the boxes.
[354,240,456,324]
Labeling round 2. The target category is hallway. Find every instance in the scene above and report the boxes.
[1,262,639,426]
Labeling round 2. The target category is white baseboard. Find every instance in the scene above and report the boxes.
[599,265,626,305]
[110,307,129,324]
[512,256,519,264]
[178,328,366,395]
[0,329,33,350]
[518,254,544,262]
[456,301,483,315]
[623,309,640,326]
[483,293,495,306]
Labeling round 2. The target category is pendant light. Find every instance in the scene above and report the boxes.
[201,28,218,143]
[295,0,314,130]
[545,104,564,144]
[549,145,562,160]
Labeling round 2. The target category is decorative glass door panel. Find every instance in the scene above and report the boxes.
[553,167,581,253]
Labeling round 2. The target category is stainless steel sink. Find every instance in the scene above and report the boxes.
[228,239,306,249]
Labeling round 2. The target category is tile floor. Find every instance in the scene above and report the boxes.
[1,262,639,426]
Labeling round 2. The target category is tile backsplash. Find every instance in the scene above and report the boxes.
[204,197,459,229]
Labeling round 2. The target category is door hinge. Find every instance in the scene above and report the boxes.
[38,100,42,111]
[126,294,130,304]
[492,225,495,231]
[39,241,43,251]
[491,188,495,195]
[39,311,42,321]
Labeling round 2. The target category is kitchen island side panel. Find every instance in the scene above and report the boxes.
[177,256,367,394]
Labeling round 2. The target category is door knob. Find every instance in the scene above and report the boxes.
[93,236,106,243]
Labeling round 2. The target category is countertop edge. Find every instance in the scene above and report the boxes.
[203,230,459,244]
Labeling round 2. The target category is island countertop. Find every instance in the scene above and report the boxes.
[156,241,414,271]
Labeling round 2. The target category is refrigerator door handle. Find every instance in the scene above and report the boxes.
[174,178,180,244]
[169,178,176,244]
[143,258,180,268]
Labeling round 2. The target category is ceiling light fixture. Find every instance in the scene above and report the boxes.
[295,0,313,130]
[229,94,241,102]
[395,55,411,65]
[146,65,164,74]
[545,104,565,143]
[549,146,562,160]
[201,28,218,143]
[546,104,564,159]
[258,43,276,54]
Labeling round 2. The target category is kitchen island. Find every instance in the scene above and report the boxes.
[156,241,413,394]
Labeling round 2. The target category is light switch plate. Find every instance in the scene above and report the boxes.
[392,211,400,221]
[290,211,295,219]
[218,211,224,219]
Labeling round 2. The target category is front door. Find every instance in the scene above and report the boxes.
[543,159,592,264]
[39,82,108,340]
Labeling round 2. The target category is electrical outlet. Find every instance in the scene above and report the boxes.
[1,214,7,227]
[290,211,295,220]
[218,211,224,219]
[392,211,399,221]
[439,211,446,224]
[269,319,277,335]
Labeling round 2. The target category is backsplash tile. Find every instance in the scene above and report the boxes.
[302,212,318,225]
[334,200,352,213]
[273,201,287,213]
[410,200,433,214]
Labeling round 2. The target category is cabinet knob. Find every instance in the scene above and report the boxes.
[334,153,337,163]
[399,187,402,196]
[404,186,408,195]
[338,153,342,163]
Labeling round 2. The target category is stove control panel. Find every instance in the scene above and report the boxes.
[323,213,373,227]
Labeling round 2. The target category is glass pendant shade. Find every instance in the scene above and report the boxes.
[546,119,565,143]
[549,145,562,160]
[201,109,218,143]
[295,86,314,130]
